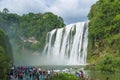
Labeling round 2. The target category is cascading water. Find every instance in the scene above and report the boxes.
[43,21,88,65]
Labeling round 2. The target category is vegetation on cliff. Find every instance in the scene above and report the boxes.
[0,29,12,79]
[88,0,120,72]
[0,9,65,52]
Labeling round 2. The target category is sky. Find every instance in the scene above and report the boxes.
[0,0,98,24]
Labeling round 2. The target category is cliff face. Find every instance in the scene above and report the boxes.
[88,0,120,72]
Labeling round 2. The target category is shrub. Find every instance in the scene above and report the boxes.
[52,73,80,80]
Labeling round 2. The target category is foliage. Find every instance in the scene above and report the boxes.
[0,9,65,52]
[0,46,9,79]
[96,54,120,73]
[88,0,120,72]
[0,29,11,79]
[0,46,9,68]
[52,73,80,80]
[0,29,13,59]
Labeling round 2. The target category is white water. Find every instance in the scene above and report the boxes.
[43,21,88,65]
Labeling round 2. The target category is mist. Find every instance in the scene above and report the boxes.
[13,50,69,66]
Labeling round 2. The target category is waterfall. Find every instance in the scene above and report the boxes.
[43,21,88,65]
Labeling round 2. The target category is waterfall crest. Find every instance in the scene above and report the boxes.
[43,21,88,65]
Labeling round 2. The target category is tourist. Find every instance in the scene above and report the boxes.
[47,69,51,79]
[51,69,54,78]
[75,71,80,77]
[81,71,84,79]
[19,72,24,80]
[79,70,84,80]
[39,70,43,80]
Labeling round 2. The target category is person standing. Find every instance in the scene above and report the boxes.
[47,69,51,79]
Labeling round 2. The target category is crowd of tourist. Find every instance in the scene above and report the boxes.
[7,65,54,80]
[8,65,104,80]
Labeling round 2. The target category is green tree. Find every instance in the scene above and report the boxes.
[2,8,9,14]
[0,29,12,79]
[88,0,120,72]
